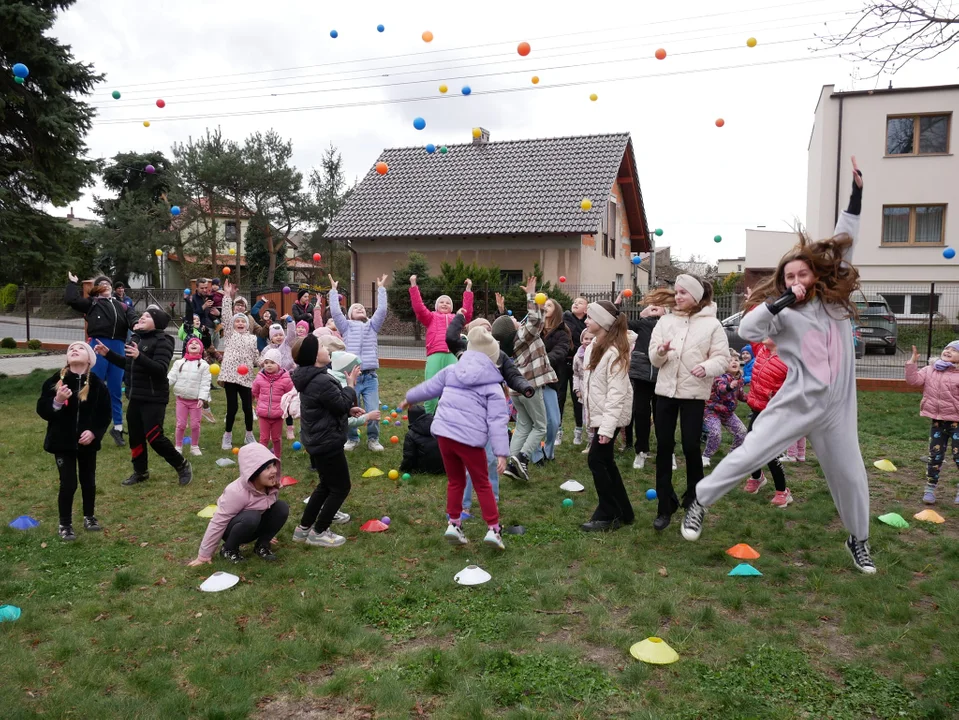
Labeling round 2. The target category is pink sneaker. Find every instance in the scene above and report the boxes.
[286,425,295,440]
[771,489,793,508]
[744,473,767,494]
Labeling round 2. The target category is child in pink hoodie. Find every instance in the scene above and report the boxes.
[409,275,474,414]
[252,349,295,458]
[188,443,290,564]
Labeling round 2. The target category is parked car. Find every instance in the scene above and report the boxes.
[852,321,864,360]
[724,308,865,360]
[853,294,898,355]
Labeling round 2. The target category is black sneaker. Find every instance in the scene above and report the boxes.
[58,524,76,542]
[83,516,102,532]
[580,519,623,532]
[653,514,672,531]
[845,536,877,575]
[254,545,278,562]
[109,428,125,447]
[680,500,707,541]
[219,546,245,563]
[177,461,193,486]
[508,453,530,481]
[502,461,521,481]
[121,471,149,486]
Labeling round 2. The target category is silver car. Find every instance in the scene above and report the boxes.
[854,294,898,355]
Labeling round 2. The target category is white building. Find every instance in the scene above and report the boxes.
[717,257,745,276]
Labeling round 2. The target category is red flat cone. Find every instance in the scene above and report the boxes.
[726,543,760,560]
[280,476,298,487]
[361,519,389,532]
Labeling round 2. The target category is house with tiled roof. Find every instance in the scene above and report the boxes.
[325,130,652,298]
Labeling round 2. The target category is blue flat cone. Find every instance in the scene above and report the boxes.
[9,515,40,530]
[728,563,762,577]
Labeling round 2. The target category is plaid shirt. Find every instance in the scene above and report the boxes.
[511,294,558,390]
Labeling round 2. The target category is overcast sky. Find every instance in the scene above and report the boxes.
[50,0,959,263]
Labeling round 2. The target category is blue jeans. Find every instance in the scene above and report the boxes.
[90,337,125,426]
[463,440,499,512]
[532,386,560,463]
[348,371,380,443]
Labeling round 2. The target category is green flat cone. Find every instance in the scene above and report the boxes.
[878,513,910,529]
[728,563,762,577]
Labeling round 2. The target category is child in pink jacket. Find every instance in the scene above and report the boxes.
[906,340,959,504]
[409,275,474,414]
[188,443,290,564]
[252,349,295,459]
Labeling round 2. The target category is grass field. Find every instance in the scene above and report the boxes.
[1,368,958,719]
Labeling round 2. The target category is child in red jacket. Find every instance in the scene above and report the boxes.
[742,338,793,507]
[252,349,295,458]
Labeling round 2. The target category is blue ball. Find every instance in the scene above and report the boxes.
[12,63,29,79]
[645,489,657,500]
[507,310,513,316]
[377,24,385,32]
[413,117,426,130]
[382,404,389,410]
[462,86,472,95]
[330,29,338,38]
[171,206,181,216]
[292,441,302,451]
[183,288,191,296]
[631,256,641,265]
[182,436,191,445]
[426,143,436,154]
[944,247,956,259]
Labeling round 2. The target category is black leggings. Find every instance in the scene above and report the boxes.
[224,383,253,433]
[222,501,290,551]
[625,378,657,453]
[748,411,787,491]
[300,448,351,534]
[56,450,97,525]
[556,362,583,428]
[654,396,706,516]
[587,429,634,523]
[128,399,184,475]
[286,416,293,427]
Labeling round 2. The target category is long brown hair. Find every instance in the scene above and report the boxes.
[743,233,860,318]
[587,300,630,374]
[642,276,714,315]
[544,299,570,337]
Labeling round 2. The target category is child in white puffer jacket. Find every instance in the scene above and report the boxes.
[168,336,212,455]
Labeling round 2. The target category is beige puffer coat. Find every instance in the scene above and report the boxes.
[582,343,633,439]
[649,304,730,400]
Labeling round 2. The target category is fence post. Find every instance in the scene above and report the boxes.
[926,282,936,364]
[371,281,375,310]
[23,284,30,342]
[483,281,489,317]
[610,281,616,302]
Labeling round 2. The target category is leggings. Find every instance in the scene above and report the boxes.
[625,378,657,453]
[556,362,584,428]
[927,419,959,484]
[439,437,499,527]
[588,429,634,523]
[258,416,283,458]
[224,383,253,433]
[175,396,202,447]
[300,448,351,534]
[747,410,787,492]
[703,411,746,458]
[222,502,290,551]
[55,450,97,525]
[654,396,706,517]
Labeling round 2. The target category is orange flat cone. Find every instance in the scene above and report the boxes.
[914,509,945,524]
[280,476,298,487]
[726,543,760,560]
[361,519,389,532]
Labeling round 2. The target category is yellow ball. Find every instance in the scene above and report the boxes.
[534,292,547,306]
[209,363,220,375]
[154,249,162,257]
[747,37,757,48]
[228,248,236,256]
[531,75,539,85]
[589,93,598,102]
[439,84,448,94]
[472,127,482,138]
[581,198,593,211]
[388,469,399,480]
[143,121,150,127]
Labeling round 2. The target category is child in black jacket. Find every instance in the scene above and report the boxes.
[37,342,113,541]
[400,405,446,474]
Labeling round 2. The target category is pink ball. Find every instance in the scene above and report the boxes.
[381,516,391,526]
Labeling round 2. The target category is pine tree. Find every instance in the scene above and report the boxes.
[0,0,102,284]
[245,213,287,288]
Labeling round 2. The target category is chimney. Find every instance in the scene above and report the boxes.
[67,207,75,219]
[472,127,490,145]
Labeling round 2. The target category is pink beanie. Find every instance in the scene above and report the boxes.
[296,320,310,334]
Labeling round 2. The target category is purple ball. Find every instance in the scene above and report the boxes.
[381,516,391,525]
[145,164,155,174]
[394,420,401,426]
[282,286,291,294]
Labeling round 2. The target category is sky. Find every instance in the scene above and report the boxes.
[49,0,959,264]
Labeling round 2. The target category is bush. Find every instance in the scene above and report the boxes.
[0,337,16,349]
[27,339,43,351]
[0,283,17,311]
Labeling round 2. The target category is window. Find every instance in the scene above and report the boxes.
[737,264,742,272]
[881,294,906,314]
[910,293,940,315]
[501,270,523,287]
[602,199,617,258]
[881,205,945,245]
[886,114,950,155]
[224,220,238,241]
[615,274,624,289]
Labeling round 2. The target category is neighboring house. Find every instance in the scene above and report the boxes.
[636,246,677,288]
[744,229,799,288]
[717,257,745,276]
[805,82,959,323]
[324,130,652,298]
[65,207,96,230]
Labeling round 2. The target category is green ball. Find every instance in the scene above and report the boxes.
[402,473,411,481]
[562,498,573,508]
[654,228,663,236]
[439,146,448,154]
[713,235,722,243]
[14,77,24,85]
[112,90,121,99]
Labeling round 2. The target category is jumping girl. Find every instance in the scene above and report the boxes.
[219,280,260,449]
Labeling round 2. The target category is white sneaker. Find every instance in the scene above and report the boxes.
[244,431,256,445]
[368,440,385,452]
[633,452,647,470]
[252,410,258,421]
[444,523,468,546]
[221,432,232,450]
[175,446,183,454]
[344,440,359,451]
[573,428,583,445]
[554,429,563,447]
[190,445,203,457]
[484,528,506,550]
[581,443,590,454]
[306,529,346,547]
[672,454,677,470]
[780,455,797,463]
[332,510,351,525]
[702,455,711,467]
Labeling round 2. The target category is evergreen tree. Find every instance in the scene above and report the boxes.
[305,144,353,282]
[245,213,287,288]
[0,0,102,284]
[389,252,432,325]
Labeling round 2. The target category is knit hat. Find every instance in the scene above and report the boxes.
[319,334,346,353]
[145,304,170,330]
[467,318,492,332]
[232,313,250,330]
[93,275,112,288]
[331,351,360,375]
[435,294,453,311]
[234,295,249,310]
[294,334,319,367]
[185,337,204,355]
[313,326,332,338]
[947,340,959,352]
[491,315,517,357]
[296,288,310,300]
[348,303,366,320]
[296,320,310,334]
[66,341,97,371]
[269,323,284,339]
[261,348,282,365]
[467,327,500,366]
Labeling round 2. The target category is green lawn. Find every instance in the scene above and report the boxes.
[1,369,957,719]
[0,347,38,355]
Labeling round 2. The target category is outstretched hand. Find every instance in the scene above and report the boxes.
[851,155,863,188]
[657,340,672,356]
[68,271,78,283]
[465,278,473,292]
[93,339,110,357]
[909,345,919,364]
[328,274,338,291]
[376,274,388,288]
[521,276,537,295]
[409,275,417,287]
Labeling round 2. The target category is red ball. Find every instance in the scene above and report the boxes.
[715,118,725,128]
[517,41,531,57]
[559,276,566,283]
[156,99,166,108]
[312,253,321,262]
[222,267,231,275]
[655,48,666,60]
[375,161,388,175]
[623,289,633,298]
[237,365,249,376]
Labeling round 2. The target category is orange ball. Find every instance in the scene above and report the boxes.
[390,435,399,444]
[391,411,398,418]
[715,118,725,128]
[517,41,531,57]
[222,267,231,275]
[422,30,433,43]
[623,289,633,298]
[375,161,388,175]
[531,75,539,85]
[232,447,239,455]
[655,48,666,60]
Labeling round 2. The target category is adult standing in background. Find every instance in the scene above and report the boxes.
[292,289,315,333]
[113,282,134,310]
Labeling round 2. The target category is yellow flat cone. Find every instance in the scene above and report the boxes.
[197,504,218,519]
[362,467,384,478]
[874,459,897,472]
[629,637,679,665]
[914,509,945,524]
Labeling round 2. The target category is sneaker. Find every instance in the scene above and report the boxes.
[483,528,506,550]
[344,440,359,452]
[633,452,647,470]
[672,454,677,471]
[581,445,590,455]
[554,429,563,447]
[573,428,583,445]
[306,529,346,547]
[368,440,385,452]
[286,426,295,440]
[502,460,521,480]
[332,510,351,525]
[219,546,245,563]
[780,454,798,463]
[845,535,877,574]
[744,473,767,494]
[121,471,149,486]
[83,516,102,532]
[291,525,311,543]
[190,445,203,457]
[109,428,125,447]
[221,432,233,450]
[507,453,529,481]
[244,431,256,445]
[444,523,469,546]
[923,483,937,505]
[680,500,707,541]
[202,409,216,424]
[177,461,193,486]
[702,455,711,468]
[771,489,793,508]
[254,545,278,561]
[175,445,183,454]
[795,455,806,462]
[58,524,76,541]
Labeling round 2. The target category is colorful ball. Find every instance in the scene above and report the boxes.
[402,415,408,420]
[422,30,433,43]
[182,436,191,445]
[391,411,398,418]
[944,247,956,259]
[534,292,547,305]
[655,228,664,236]
[292,441,302,451]
[14,76,23,85]
[143,121,150,127]
[156,99,165,108]
[655,48,666,60]
[507,310,513,316]
[145,164,155,174]
[462,86,471,95]
[715,118,725,128]
[184,289,191,296]
[12,63,29,79]
[531,75,539,85]
[154,249,162,257]
[747,37,758,48]
[562,498,573,507]
[228,248,236,256]
[623,289,633,298]
[439,146,448,154]
[714,235,722,243]
[209,363,220,375]
[390,436,399,444]
[375,161,389,175]
[645,489,657,500]
[589,93,598,102]
[222,267,231,275]
[426,143,436,154]
[330,29,338,38]
[402,473,411,481]
[517,41,531,56]
[312,252,321,262]
[439,84,448,94]
[282,286,291,294]
[395,420,402,426]
[382,404,389,410]
[382,419,389,425]
[472,127,482,138]
[388,469,399,480]
[381,516,391,525]
[413,117,426,130]
[232,447,240,455]
[377,24,385,32]
[559,276,566,283]
[111,90,121,99]
[171,206,181,216]
[631,256,641,265]
[581,198,593,211]
[237,364,249,376]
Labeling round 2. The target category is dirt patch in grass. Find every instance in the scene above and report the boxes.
[253,697,375,719]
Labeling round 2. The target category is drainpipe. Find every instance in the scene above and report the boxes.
[349,241,359,301]
[833,94,844,226]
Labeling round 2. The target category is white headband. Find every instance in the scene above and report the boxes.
[587,302,617,331]
[675,274,705,303]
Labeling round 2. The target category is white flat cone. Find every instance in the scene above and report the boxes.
[215,458,236,468]
[199,571,240,592]
[560,480,585,492]
[454,565,491,586]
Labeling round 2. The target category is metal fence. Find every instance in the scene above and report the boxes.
[4,282,957,378]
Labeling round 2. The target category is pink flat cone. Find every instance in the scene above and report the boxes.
[361,519,389,532]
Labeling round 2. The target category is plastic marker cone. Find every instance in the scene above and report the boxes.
[878,512,909,529]
[728,563,763,577]
[454,565,491,586]
[215,458,236,468]
[362,467,384,478]
[629,637,679,664]
[9,516,40,530]
[199,571,240,593]
[914,509,945,524]
[361,519,388,532]
[726,543,760,560]
[197,504,217,519]
[0,605,22,623]
[560,480,585,492]
[874,459,897,472]
[280,475,298,487]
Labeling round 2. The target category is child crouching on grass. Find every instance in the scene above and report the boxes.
[402,327,510,550]
[188,443,290,565]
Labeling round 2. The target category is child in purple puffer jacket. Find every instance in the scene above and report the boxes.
[402,327,509,551]
[702,350,747,467]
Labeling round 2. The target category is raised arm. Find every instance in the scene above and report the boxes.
[409,282,434,328]
[445,312,468,356]
[370,281,389,333]
[460,279,474,323]
[835,156,863,262]
[64,275,93,314]
[328,284,348,334]
[405,366,452,405]
[221,296,234,341]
